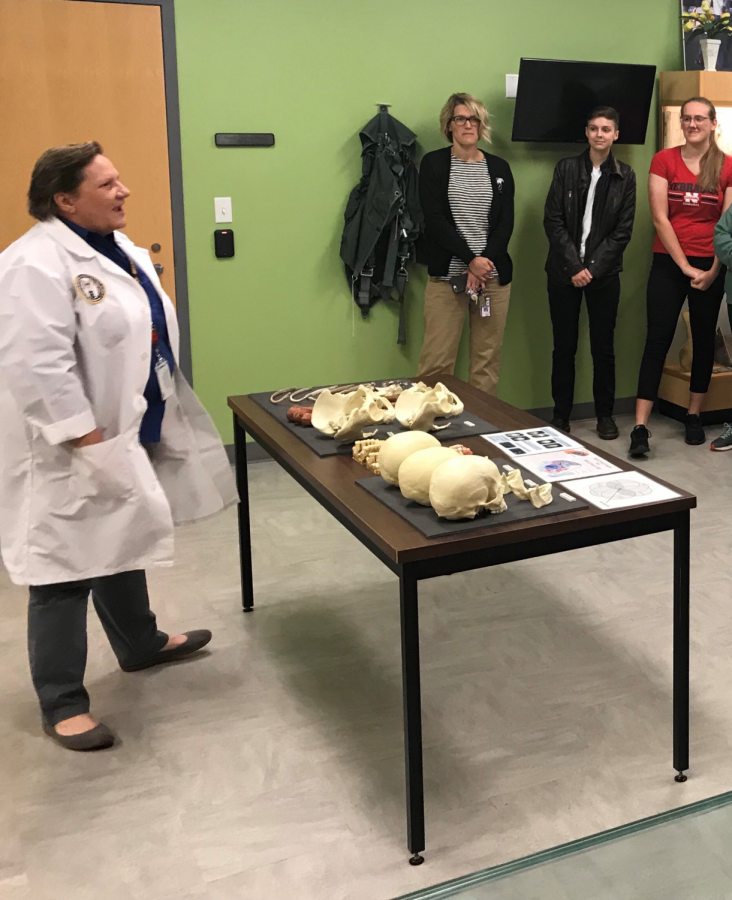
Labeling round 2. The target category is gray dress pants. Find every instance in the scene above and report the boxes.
[28,570,168,725]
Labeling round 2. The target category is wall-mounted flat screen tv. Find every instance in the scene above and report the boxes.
[511,58,656,144]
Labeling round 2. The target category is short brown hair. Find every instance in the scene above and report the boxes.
[27,141,103,221]
[439,93,491,144]
[587,106,619,128]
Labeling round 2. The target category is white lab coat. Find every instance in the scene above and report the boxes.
[0,217,238,586]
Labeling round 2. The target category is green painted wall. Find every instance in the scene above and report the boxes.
[175,0,683,441]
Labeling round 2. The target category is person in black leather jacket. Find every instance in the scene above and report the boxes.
[543,106,636,440]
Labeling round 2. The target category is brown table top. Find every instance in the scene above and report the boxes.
[228,375,696,565]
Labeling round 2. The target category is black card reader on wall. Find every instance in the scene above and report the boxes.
[214,229,235,258]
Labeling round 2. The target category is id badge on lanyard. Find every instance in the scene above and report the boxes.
[155,351,175,400]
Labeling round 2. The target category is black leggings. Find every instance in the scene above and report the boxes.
[636,253,725,400]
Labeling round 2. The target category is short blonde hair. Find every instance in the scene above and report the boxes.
[439,93,491,144]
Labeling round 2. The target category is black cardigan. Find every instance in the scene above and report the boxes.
[418,146,515,284]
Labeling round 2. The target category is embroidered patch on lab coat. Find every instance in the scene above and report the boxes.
[74,274,106,304]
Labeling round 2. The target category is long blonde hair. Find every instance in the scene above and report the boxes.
[439,93,491,144]
[682,96,724,193]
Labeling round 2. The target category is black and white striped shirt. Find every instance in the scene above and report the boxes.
[444,156,492,278]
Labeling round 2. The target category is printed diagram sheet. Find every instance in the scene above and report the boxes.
[515,448,621,482]
[560,472,681,510]
[482,427,582,458]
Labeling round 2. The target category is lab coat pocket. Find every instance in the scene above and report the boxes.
[73,435,136,502]
[75,293,130,351]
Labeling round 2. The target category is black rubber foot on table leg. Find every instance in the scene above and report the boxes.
[675,771,688,783]
[409,853,425,866]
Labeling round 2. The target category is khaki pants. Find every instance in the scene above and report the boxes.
[417,277,511,396]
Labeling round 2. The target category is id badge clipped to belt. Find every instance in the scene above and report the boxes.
[155,354,175,401]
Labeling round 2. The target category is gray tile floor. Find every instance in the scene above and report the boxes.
[2,413,732,900]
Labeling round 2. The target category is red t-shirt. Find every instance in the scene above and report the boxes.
[650,146,732,256]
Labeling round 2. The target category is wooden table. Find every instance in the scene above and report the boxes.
[228,376,696,865]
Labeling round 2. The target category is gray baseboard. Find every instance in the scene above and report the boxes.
[528,396,636,424]
[224,396,636,464]
[225,442,271,464]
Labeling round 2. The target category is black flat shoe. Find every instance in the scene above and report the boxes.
[120,629,212,672]
[43,720,115,752]
[551,416,570,434]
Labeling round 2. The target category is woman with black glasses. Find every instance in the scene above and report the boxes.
[417,92,514,396]
[630,96,732,457]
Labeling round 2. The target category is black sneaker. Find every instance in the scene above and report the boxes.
[629,424,651,458]
[684,414,705,445]
[551,416,570,434]
[597,416,619,440]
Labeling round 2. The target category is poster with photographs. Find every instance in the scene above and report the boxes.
[682,1,732,71]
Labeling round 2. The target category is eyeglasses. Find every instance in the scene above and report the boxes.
[681,115,711,125]
[451,115,481,127]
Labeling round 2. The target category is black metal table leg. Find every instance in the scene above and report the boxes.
[673,511,690,782]
[399,567,425,865]
[233,414,254,612]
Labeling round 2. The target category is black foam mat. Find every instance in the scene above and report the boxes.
[250,387,501,457]
[356,458,589,537]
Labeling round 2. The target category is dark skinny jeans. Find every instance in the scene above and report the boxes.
[548,274,621,420]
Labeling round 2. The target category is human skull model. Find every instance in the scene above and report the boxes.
[395,382,464,431]
[429,456,507,519]
[312,386,395,443]
[378,431,440,485]
[398,446,461,505]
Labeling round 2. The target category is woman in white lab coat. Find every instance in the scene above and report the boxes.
[0,143,238,751]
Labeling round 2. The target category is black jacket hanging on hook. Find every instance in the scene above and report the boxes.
[339,107,423,345]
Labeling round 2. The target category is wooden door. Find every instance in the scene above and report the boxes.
[0,0,176,302]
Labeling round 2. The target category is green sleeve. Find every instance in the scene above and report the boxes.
[713,205,732,267]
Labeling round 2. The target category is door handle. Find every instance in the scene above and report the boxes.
[153,263,164,276]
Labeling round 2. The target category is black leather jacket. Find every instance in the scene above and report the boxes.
[543,150,636,284]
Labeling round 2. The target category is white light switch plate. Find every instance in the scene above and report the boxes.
[214,197,232,223]
[506,74,518,99]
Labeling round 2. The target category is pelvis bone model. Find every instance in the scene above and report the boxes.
[394,382,464,431]
[312,385,395,443]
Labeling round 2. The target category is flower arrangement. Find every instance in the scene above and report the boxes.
[683,2,732,40]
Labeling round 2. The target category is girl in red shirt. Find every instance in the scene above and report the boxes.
[630,97,732,457]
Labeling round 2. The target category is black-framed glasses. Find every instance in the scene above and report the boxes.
[451,115,481,127]
[681,115,711,125]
